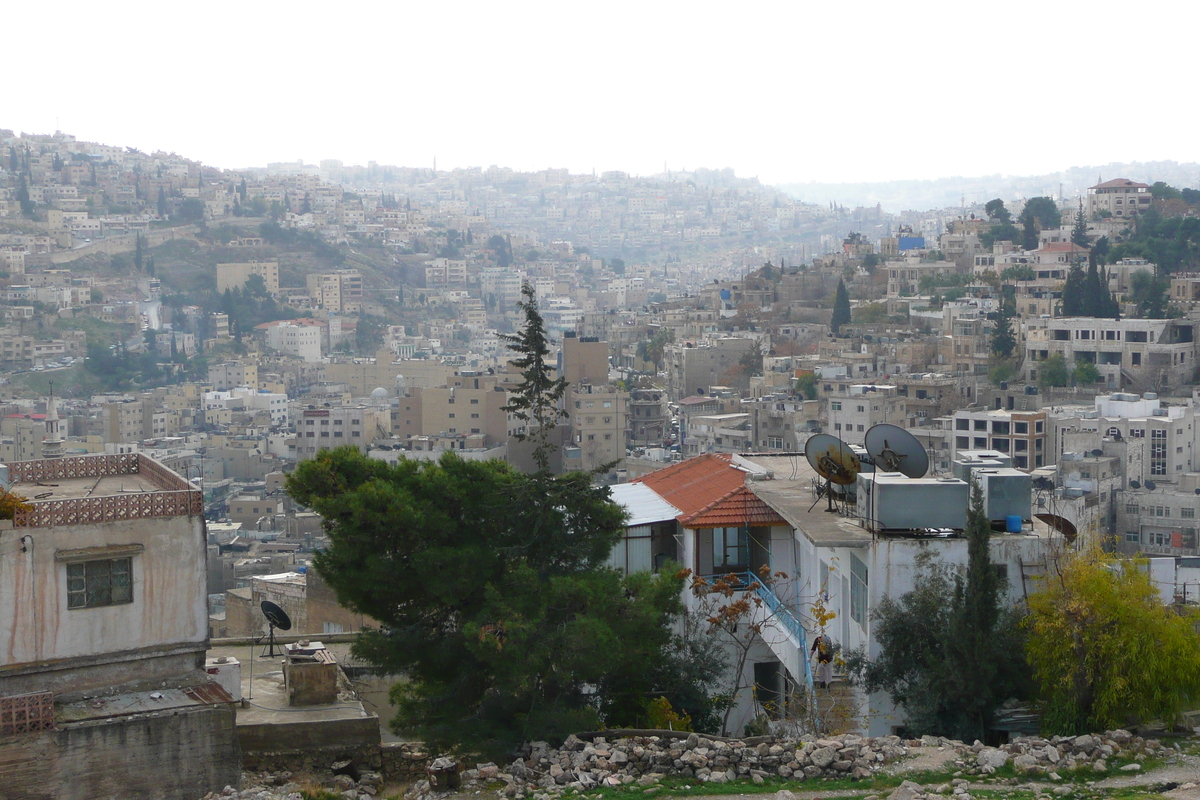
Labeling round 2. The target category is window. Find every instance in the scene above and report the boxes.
[831,402,842,411]
[68,558,133,609]
[1126,531,1140,543]
[1151,429,1167,475]
[1126,503,1139,514]
[956,419,969,431]
[850,553,868,626]
[712,526,749,570]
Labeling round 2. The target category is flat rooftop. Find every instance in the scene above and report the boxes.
[737,454,873,548]
[11,472,160,501]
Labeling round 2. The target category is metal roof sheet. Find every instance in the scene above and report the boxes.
[610,482,682,527]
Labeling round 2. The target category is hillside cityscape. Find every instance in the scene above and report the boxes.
[2,125,1200,800]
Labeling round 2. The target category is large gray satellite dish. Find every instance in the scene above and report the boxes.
[864,423,929,479]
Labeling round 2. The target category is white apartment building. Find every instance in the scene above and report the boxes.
[264,319,324,362]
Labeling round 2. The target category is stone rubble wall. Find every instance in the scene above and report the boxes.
[205,728,1167,800]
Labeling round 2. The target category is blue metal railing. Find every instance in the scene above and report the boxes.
[704,571,814,696]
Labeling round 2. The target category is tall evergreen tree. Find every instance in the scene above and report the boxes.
[1071,199,1089,247]
[157,187,168,217]
[1062,263,1086,316]
[1021,215,1039,251]
[831,278,851,333]
[134,233,144,272]
[500,283,570,471]
[991,310,1016,358]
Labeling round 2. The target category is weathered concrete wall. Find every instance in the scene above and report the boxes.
[285,660,338,705]
[0,703,239,800]
[0,514,208,678]
[238,713,380,752]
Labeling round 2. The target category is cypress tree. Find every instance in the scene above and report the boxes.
[831,278,851,333]
[500,283,569,471]
[1062,263,1086,316]
[1072,199,1089,247]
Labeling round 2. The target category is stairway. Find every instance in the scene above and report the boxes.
[722,572,815,710]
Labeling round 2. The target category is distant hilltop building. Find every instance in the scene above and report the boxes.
[1087,178,1151,219]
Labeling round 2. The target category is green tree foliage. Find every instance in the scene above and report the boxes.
[1025,545,1200,735]
[830,279,851,333]
[1062,256,1119,319]
[988,360,1017,387]
[637,327,675,370]
[501,284,569,470]
[487,234,513,267]
[1128,269,1170,319]
[847,482,1029,741]
[1000,265,1035,282]
[286,448,694,756]
[991,311,1016,359]
[177,198,206,222]
[1020,197,1062,231]
[258,221,345,264]
[1072,360,1101,385]
[1107,203,1200,273]
[984,198,1012,224]
[794,372,817,400]
[1071,200,1089,247]
[1039,354,1070,387]
[16,176,34,217]
[157,188,168,217]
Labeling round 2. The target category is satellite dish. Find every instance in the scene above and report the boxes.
[805,434,861,486]
[260,600,292,657]
[805,434,861,514]
[1091,449,1104,458]
[864,423,929,479]
[1130,480,1141,489]
[1145,481,1157,491]
[1036,513,1078,543]
[1193,488,1200,495]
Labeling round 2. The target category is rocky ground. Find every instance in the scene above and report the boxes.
[200,729,1199,800]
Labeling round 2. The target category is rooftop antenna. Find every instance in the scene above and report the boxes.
[259,600,292,658]
[864,423,929,478]
[805,434,861,513]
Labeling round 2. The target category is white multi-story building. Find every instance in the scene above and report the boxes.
[264,319,324,362]
[1087,178,1152,219]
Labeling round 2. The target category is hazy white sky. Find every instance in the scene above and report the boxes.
[7,1,1197,185]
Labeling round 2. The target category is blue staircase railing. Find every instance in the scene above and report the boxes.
[704,572,814,697]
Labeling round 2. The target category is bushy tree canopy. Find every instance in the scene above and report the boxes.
[287,448,696,757]
[1025,546,1200,735]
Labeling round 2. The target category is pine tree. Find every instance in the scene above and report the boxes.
[134,234,144,272]
[157,187,168,218]
[830,278,851,333]
[500,283,570,471]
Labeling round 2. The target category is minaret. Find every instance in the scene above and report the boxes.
[42,382,63,459]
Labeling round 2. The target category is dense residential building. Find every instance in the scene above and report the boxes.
[0,453,238,799]
[1026,316,1197,391]
[950,408,1049,470]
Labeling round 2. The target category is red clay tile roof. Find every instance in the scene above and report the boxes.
[634,453,784,529]
[682,484,785,528]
